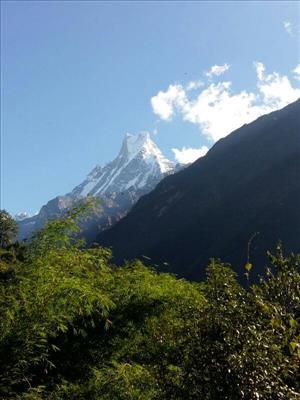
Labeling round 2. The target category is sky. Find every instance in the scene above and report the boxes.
[1,0,299,215]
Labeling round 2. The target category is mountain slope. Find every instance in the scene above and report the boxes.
[71,132,174,197]
[98,99,300,280]
[17,133,175,241]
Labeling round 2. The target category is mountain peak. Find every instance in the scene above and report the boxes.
[17,132,177,242]
[14,211,31,221]
[71,132,174,198]
[122,131,152,158]
[120,132,174,174]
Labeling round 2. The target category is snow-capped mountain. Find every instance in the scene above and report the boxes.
[17,132,176,241]
[72,132,174,198]
[14,212,32,221]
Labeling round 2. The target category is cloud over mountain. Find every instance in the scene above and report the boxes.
[151,62,300,143]
[172,146,209,164]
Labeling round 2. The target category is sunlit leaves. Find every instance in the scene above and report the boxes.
[0,207,299,399]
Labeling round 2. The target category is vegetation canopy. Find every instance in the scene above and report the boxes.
[0,206,299,399]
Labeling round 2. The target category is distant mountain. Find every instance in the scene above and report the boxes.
[18,132,176,241]
[14,212,32,221]
[72,132,174,197]
[98,99,300,281]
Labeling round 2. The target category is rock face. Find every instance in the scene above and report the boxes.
[17,132,175,242]
[98,99,300,281]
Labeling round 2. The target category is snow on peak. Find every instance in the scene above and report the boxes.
[122,132,173,174]
[124,131,150,155]
[72,132,175,198]
[14,211,31,221]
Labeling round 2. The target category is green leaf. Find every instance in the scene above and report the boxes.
[244,263,252,271]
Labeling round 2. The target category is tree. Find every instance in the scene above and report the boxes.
[0,205,299,399]
[0,210,17,248]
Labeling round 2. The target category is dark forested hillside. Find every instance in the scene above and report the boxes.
[99,100,300,280]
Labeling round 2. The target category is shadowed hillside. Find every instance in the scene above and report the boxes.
[98,99,300,281]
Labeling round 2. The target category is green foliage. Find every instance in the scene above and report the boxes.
[0,210,18,248]
[0,206,299,399]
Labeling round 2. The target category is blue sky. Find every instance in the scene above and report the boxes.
[1,1,299,215]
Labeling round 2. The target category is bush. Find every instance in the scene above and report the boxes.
[0,208,299,399]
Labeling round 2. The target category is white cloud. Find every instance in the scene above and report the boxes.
[283,21,293,36]
[172,146,209,164]
[254,61,265,81]
[293,64,300,81]
[150,84,187,120]
[151,62,300,142]
[206,63,230,79]
[186,80,204,91]
[182,82,261,142]
[257,68,300,108]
